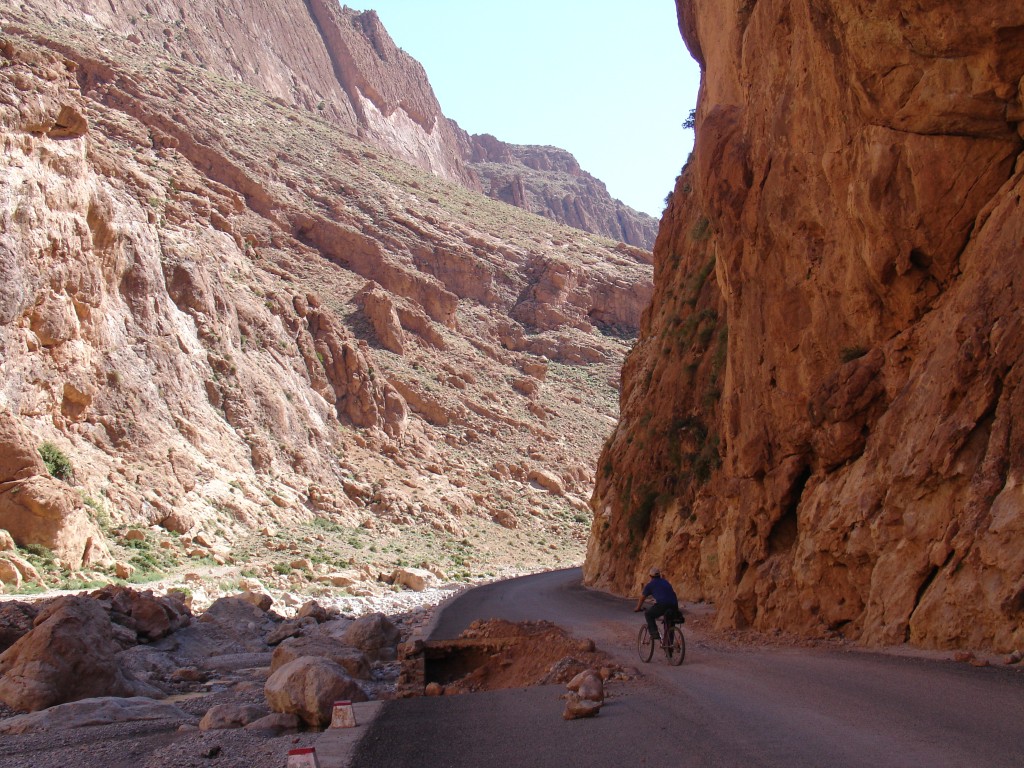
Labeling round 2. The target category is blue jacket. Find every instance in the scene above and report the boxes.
[643,576,678,607]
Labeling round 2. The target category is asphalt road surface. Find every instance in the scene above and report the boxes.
[352,568,1024,768]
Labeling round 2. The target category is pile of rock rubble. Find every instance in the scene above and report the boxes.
[0,578,456,735]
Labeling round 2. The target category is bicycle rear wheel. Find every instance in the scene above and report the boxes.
[666,626,686,665]
[637,624,654,663]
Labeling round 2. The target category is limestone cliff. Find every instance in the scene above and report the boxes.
[586,0,1024,652]
[12,0,653,246]
[0,5,652,577]
[468,138,659,251]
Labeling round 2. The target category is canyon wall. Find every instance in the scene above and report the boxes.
[586,0,1024,652]
[15,0,655,246]
[0,4,652,578]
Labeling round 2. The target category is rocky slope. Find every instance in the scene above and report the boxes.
[0,4,652,592]
[7,0,657,247]
[585,0,1024,653]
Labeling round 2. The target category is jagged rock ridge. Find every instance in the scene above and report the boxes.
[585,0,1024,653]
[0,4,652,584]
[469,138,658,252]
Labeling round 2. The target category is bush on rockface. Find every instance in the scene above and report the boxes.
[37,442,73,482]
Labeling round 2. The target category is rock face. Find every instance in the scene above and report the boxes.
[0,697,193,734]
[0,413,108,568]
[13,0,653,246]
[0,596,157,711]
[585,0,1024,653]
[0,3,653,581]
[468,138,659,248]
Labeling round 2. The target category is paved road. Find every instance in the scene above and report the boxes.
[351,568,1024,768]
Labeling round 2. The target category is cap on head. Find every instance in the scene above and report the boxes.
[649,566,661,577]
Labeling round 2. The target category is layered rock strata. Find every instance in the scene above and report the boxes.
[586,0,1024,652]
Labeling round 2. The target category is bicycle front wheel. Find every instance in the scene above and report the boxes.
[637,624,654,663]
[666,626,686,665]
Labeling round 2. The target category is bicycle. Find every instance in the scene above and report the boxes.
[636,608,685,665]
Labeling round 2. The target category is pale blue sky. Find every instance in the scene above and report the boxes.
[343,2,701,218]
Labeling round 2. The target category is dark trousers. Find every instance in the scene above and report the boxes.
[645,602,676,640]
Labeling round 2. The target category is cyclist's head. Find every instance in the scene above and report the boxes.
[649,566,661,577]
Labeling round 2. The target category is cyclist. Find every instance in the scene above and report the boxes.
[634,566,680,645]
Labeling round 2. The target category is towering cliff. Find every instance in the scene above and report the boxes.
[10,0,655,247]
[0,3,653,582]
[586,0,1024,652]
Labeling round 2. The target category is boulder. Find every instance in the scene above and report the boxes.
[199,703,268,730]
[562,694,602,720]
[296,600,329,623]
[198,595,277,646]
[527,469,564,496]
[267,617,317,646]
[0,554,44,587]
[238,589,274,612]
[271,636,372,679]
[114,561,135,580]
[47,104,89,139]
[390,566,436,592]
[322,569,364,588]
[340,612,401,661]
[0,529,15,551]
[264,656,368,729]
[0,596,159,711]
[92,585,191,642]
[0,476,109,569]
[0,558,22,589]
[566,668,604,702]
[318,617,353,639]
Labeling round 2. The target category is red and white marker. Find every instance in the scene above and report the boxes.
[330,699,357,728]
[287,747,320,768]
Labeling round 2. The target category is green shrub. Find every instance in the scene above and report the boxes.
[628,490,659,537]
[58,577,108,591]
[39,442,74,482]
[693,434,722,484]
[21,543,54,567]
[127,570,166,585]
[81,494,112,530]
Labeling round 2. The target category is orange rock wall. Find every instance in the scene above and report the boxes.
[586,0,1024,651]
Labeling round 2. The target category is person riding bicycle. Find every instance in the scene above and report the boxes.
[634,566,680,645]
